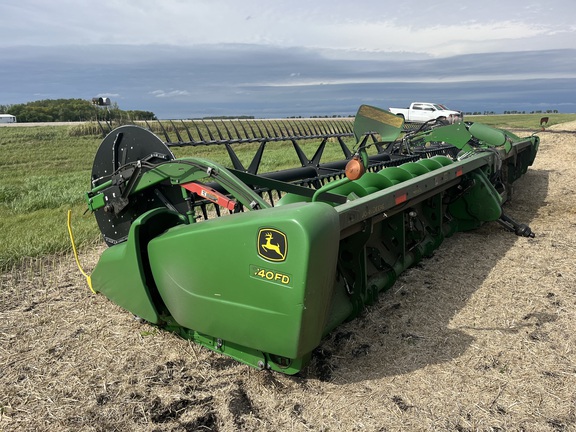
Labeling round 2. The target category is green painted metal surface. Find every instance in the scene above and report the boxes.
[83,105,540,374]
[91,208,186,324]
[148,202,340,361]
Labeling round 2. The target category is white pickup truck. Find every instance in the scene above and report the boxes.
[389,102,463,124]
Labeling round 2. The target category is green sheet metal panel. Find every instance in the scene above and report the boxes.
[147,201,340,359]
[90,208,186,324]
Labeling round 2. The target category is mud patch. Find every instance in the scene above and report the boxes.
[211,356,237,371]
[228,382,259,428]
[391,395,413,412]
[309,347,334,381]
[180,411,218,431]
[148,397,194,423]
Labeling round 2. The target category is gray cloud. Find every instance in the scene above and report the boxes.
[1,44,574,118]
[2,1,575,56]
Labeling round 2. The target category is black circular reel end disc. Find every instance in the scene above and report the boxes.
[90,125,186,246]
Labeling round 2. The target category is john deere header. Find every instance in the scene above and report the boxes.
[81,105,539,374]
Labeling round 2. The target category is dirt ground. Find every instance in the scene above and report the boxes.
[1,122,575,432]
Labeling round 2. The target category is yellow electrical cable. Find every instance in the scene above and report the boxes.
[66,210,95,294]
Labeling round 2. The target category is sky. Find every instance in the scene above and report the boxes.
[1,0,575,119]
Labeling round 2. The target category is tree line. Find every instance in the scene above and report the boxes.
[0,99,156,122]
[0,99,563,122]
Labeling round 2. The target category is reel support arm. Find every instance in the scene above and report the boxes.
[87,157,270,215]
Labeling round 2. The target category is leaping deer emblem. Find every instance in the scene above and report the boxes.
[261,232,286,260]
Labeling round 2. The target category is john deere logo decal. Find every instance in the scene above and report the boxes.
[258,228,287,262]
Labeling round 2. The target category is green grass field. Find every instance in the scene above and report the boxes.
[0,123,356,271]
[465,112,575,129]
[1,113,574,271]
[0,127,102,271]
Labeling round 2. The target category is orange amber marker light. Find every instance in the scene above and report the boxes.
[345,155,365,180]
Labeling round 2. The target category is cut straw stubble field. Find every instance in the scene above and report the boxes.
[1,122,575,431]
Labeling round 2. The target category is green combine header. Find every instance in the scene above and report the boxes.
[81,105,539,374]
